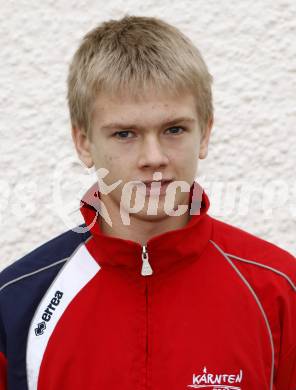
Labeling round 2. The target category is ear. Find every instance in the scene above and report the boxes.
[199,117,214,159]
[71,126,94,168]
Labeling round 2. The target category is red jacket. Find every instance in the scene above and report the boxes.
[0,181,295,389]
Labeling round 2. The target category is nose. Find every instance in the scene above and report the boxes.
[138,134,169,169]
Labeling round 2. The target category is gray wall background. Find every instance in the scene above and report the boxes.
[0,0,295,270]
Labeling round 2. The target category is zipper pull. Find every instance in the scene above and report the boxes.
[141,245,153,276]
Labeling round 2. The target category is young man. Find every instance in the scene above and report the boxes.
[0,15,295,390]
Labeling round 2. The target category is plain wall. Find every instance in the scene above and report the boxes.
[0,0,295,270]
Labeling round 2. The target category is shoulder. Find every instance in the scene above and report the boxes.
[0,224,91,296]
[0,225,91,362]
[209,216,296,291]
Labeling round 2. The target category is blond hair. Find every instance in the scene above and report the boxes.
[67,15,214,139]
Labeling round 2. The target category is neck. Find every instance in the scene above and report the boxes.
[99,194,191,246]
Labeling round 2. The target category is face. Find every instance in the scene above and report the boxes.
[72,88,213,222]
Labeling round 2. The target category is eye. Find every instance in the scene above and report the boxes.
[166,126,185,135]
[112,130,135,139]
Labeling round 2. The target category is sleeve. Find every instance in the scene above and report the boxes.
[0,352,7,390]
[274,276,296,390]
[0,298,7,390]
[275,345,296,389]
[0,326,7,390]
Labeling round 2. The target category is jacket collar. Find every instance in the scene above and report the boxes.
[79,180,213,275]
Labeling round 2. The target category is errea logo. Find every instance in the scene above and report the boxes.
[187,366,243,390]
[34,290,64,336]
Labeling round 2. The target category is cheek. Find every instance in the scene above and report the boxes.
[174,142,199,163]
[103,154,128,182]
[97,150,121,168]
[178,146,200,176]
[92,149,122,179]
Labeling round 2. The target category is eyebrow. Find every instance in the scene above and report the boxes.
[100,116,196,130]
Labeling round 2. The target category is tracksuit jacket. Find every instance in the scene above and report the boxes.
[0,181,295,390]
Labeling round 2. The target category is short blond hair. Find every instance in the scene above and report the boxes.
[67,15,214,139]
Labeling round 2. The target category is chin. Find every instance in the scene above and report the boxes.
[133,208,172,222]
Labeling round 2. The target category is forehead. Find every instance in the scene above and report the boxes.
[92,88,199,129]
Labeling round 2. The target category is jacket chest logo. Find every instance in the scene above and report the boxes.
[187,366,243,389]
[34,290,64,336]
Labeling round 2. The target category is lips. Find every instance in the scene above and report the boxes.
[143,180,172,186]
[143,180,173,196]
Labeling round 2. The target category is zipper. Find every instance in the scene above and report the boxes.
[141,245,153,276]
[145,279,149,389]
[141,245,152,388]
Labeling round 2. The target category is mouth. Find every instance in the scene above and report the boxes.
[143,179,173,186]
[142,180,173,196]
